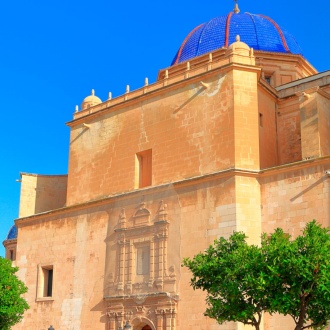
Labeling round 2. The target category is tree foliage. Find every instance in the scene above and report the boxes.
[183,221,330,330]
[0,257,29,330]
[183,232,267,330]
[263,221,330,330]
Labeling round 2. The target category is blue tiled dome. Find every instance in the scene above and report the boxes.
[171,12,302,65]
[6,224,17,240]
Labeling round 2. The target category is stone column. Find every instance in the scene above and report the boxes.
[149,239,155,286]
[165,312,172,330]
[109,317,115,330]
[171,310,176,330]
[118,240,126,293]
[106,312,116,330]
[155,309,164,330]
[127,240,133,293]
[163,232,168,276]
[158,238,164,279]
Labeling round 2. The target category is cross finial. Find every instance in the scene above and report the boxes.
[233,0,240,14]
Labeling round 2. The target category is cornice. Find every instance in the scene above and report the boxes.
[15,155,330,226]
[259,155,330,176]
[104,291,174,301]
[67,56,260,128]
[258,79,278,99]
[2,238,17,247]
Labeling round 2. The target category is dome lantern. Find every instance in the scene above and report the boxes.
[233,0,240,14]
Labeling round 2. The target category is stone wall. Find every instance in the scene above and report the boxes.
[19,173,67,217]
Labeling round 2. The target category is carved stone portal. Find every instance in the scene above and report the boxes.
[106,201,178,330]
[106,293,178,330]
[111,201,176,296]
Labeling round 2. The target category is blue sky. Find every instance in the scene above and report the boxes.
[1,0,329,256]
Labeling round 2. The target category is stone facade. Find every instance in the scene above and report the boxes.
[3,12,330,330]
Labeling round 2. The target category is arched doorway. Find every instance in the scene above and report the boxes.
[131,316,155,330]
[142,326,152,330]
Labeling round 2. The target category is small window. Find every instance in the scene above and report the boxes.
[136,246,150,275]
[259,113,263,127]
[45,268,53,297]
[9,250,14,261]
[37,265,54,299]
[136,150,152,188]
[265,76,271,84]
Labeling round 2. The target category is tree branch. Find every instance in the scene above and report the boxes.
[302,321,326,329]
[290,314,298,324]
[256,311,262,323]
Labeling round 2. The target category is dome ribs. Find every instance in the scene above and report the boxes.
[173,23,204,65]
[196,18,215,57]
[259,14,290,53]
[245,13,260,50]
[171,12,300,65]
[225,12,234,47]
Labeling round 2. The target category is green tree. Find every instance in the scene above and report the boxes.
[183,221,330,330]
[183,232,268,330]
[0,257,29,330]
[263,221,330,330]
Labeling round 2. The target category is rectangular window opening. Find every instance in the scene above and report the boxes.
[136,245,150,275]
[265,76,271,84]
[38,265,54,299]
[46,268,53,297]
[136,149,152,188]
[259,113,263,127]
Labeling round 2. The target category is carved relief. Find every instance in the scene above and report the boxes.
[133,294,148,305]
[156,200,168,222]
[118,208,127,229]
[133,202,151,226]
[106,296,178,330]
[136,305,146,313]
[106,200,178,329]
[110,200,176,297]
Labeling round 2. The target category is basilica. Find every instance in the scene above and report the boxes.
[3,3,330,330]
